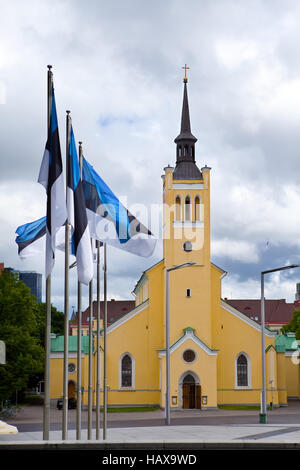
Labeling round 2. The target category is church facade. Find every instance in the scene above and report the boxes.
[50,77,300,409]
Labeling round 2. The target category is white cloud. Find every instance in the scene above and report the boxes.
[212,238,259,263]
[215,39,259,69]
[1,0,300,308]
[222,269,298,303]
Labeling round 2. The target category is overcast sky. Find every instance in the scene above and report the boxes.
[1,0,300,313]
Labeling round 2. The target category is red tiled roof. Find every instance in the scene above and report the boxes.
[71,300,135,327]
[225,299,300,325]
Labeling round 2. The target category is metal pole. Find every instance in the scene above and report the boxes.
[103,243,107,440]
[258,264,300,424]
[76,141,83,440]
[62,110,71,440]
[260,272,267,423]
[96,241,101,439]
[43,64,52,441]
[88,261,93,440]
[165,269,170,425]
[76,280,82,440]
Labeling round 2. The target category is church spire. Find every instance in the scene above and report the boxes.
[173,67,202,180]
[175,80,197,145]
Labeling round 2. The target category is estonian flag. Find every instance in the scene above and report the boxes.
[67,125,93,285]
[38,83,67,278]
[82,157,156,258]
[16,216,46,258]
[15,217,65,259]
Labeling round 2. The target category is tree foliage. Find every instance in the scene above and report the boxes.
[33,302,64,348]
[281,309,300,340]
[0,270,45,402]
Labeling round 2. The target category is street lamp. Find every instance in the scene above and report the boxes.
[165,261,196,425]
[260,264,300,424]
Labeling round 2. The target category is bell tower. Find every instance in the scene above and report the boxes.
[162,71,211,270]
[162,69,213,347]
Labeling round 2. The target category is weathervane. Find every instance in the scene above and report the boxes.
[182,64,190,83]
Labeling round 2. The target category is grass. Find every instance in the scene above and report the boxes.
[104,406,160,413]
[218,405,273,411]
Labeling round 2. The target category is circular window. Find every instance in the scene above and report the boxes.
[68,363,76,374]
[183,349,196,363]
[183,241,193,252]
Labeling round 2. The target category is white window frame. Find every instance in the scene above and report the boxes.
[184,195,192,221]
[194,194,202,221]
[235,352,251,389]
[119,352,135,389]
[175,195,182,221]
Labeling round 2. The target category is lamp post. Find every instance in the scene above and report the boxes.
[260,264,300,424]
[165,261,196,425]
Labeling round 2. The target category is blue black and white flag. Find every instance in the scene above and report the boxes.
[16,216,46,259]
[82,157,156,258]
[67,125,93,285]
[38,83,67,278]
[16,217,65,259]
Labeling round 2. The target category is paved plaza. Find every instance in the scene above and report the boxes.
[1,403,300,450]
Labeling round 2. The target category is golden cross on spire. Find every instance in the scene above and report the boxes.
[182,64,190,83]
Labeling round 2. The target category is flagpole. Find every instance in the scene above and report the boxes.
[103,242,107,440]
[76,141,83,440]
[62,110,71,440]
[88,251,93,440]
[96,240,101,439]
[43,64,52,441]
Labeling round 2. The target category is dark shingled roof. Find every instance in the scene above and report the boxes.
[173,161,202,180]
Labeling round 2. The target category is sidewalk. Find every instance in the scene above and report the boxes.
[1,423,300,449]
[1,404,300,448]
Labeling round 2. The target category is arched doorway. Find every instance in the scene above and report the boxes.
[182,373,201,409]
[68,380,76,399]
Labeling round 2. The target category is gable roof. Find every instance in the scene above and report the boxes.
[71,299,136,328]
[221,300,276,336]
[158,327,219,357]
[132,259,164,295]
[224,299,300,325]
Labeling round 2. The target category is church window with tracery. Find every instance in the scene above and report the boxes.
[237,354,248,387]
[121,354,132,387]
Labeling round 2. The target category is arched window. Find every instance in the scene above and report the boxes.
[175,196,181,221]
[121,354,132,387]
[237,354,248,387]
[185,196,191,221]
[195,196,200,221]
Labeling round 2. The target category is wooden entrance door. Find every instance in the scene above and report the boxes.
[196,385,201,409]
[182,374,201,409]
[68,381,76,399]
[182,383,195,408]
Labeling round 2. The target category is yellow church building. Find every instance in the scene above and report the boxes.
[50,76,300,410]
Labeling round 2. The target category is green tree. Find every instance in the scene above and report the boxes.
[281,309,300,339]
[33,302,64,348]
[0,270,44,403]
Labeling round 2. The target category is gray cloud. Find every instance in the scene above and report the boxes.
[1,0,300,312]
